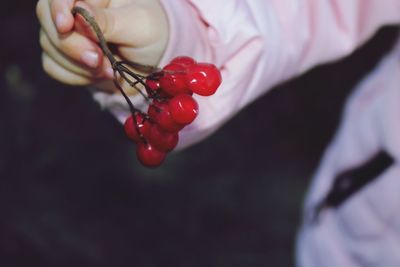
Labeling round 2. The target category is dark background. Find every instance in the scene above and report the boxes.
[0,1,398,267]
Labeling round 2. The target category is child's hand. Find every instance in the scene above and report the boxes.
[36,0,169,92]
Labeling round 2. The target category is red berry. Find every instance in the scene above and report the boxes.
[159,63,189,96]
[145,78,170,98]
[124,113,150,143]
[186,63,222,96]
[147,124,179,152]
[145,78,160,92]
[148,100,185,133]
[170,56,196,67]
[147,100,163,120]
[136,143,166,168]
[168,94,199,124]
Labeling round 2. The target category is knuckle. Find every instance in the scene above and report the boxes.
[57,38,72,55]
[41,54,54,76]
[42,53,90,86]
[39,31,48,50]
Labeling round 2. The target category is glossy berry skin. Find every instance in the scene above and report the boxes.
[147,100,161,120]
[159,63,189,96]
[145,78,160,92]
[124,113,150,143]
[168,94,199,124]
[136,143,166,168]
[186,63,222,96]
[170,56,196,67]
[119,56,222,168]
[145,78,170,98]
[147,124,179,152]
[148,101,185,133]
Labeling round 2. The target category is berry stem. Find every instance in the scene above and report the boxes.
[71,7,116,66]
[112,70,137,114]
[71,6,155,102]
[119,60,159,74]
[71,6,158,148]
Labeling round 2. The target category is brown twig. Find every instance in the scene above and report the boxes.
[71,6,158,143]
[71,6,155,103]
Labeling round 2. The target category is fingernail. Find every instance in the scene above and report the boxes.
[56,13,67,30]
[81,51,99,68]
[105,67,114,78]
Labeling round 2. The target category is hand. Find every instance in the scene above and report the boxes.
[36,0,169,93]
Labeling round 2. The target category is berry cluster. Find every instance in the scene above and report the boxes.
[123,56,222,167]
[71,7,222,168]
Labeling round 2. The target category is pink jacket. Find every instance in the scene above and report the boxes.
[93,1,400,266]
[297,41,400,267]
[95,0,400,149]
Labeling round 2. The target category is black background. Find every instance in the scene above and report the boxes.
[0,1,398,266]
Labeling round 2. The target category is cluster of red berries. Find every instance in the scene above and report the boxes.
[69,8,222,168]
[123,56,222,167]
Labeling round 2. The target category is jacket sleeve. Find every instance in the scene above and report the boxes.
[93,0,400,149]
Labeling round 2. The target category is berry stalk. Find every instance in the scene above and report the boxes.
[71,6,155,105]
[71,6,155,145]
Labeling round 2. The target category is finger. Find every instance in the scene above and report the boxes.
[85,0,110,8]
[117,41,166,67]
[40,29,113,79]
[50,0,75,33]
[73,1,157,46]
[39,1,105,70]
[42,52,117,93]
[71,0,111,42]
[60,32,105,69]
[42,52,93,86]
[50,0,110,34]
[40,29,94,78]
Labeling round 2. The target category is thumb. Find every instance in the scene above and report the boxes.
[50,0,109,34]
[73,1,153,47]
